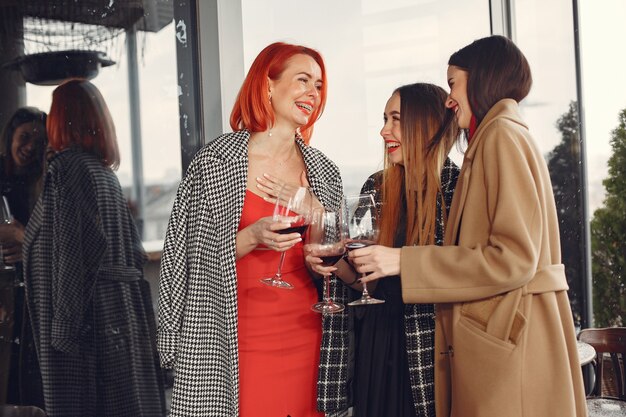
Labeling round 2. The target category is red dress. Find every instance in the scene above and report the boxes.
[237,190,323,417]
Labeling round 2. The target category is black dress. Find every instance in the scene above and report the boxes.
[352,205,417,417]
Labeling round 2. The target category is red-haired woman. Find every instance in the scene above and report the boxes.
[22,79,165,416]
[158,42,343,416]
[351,36,586,417]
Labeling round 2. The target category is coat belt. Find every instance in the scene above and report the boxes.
[523,264,568,295]
[96,265,143,282]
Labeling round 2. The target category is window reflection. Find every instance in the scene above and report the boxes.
[0,1,178,412]
[23,6,180,245]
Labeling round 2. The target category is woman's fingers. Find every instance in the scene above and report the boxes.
[265,226,302,252]
[255,173,285,199]
[305,255,336,276]
[348,245,402,280]
[2,244,22,264]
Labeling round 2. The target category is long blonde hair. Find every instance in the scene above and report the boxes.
[379,83,458,247]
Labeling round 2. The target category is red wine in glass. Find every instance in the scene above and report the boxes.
[320,253,343,266]
[277,224,309,235]
[260,186,314,289]
[314,243,345,267]
[308,209,345,314]
[345,240,376,251]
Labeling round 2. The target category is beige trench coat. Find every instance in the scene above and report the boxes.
[399,99,587,417]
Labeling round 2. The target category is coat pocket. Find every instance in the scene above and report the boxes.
[460,289,528,346]
[451,315,525,416]
[450,290,529,416]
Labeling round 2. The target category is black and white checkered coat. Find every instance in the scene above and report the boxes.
[157,130,345,416]
[319,158,459,416]
[22,149,165,417]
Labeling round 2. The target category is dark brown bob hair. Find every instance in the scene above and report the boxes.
[448,35,532,124]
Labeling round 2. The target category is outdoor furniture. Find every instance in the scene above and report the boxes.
[578,327,626,417]
[578,340,597,366]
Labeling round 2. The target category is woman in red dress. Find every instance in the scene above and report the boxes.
[158,42,343,417]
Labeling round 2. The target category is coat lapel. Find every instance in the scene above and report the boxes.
[444,99,527,246]
[202,130,250,232]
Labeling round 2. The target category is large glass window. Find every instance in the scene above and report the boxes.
[22,10,180,248]
[579,0,626,327]
[514,0,586,328]
[240,0,490,196]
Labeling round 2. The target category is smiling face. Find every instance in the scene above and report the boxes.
[268,54,323,131]
[11,121,46,171]
[446,65,473,129]
[380,92,404,165]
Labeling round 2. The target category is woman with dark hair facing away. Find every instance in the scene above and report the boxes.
[307,83,459,417]
[349,35,587,417]
[0,107,47,404]
[157,42,343,416]
[22,79,165,416]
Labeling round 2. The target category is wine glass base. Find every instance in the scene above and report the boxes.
[260,277,294,290]
[311,301,345,314]
[348,296,385,306]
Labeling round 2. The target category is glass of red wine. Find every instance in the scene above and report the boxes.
[260,185,313,289]
[342,194,384,306]
[306,208,345,313]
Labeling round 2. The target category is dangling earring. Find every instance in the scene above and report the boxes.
[268,91,273,136]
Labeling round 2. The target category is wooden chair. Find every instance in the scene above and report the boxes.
[579,327,626,416]
[0,405,47,417]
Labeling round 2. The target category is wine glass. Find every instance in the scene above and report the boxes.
[342,194,384,306]
[306,208,345,314]
[0,196,16,272]
[260,185,314,289]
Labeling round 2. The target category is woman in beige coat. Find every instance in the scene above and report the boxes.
[350,35,587,417]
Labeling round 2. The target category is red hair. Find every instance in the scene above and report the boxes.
[47,78,120,169]
[229,42,327,144]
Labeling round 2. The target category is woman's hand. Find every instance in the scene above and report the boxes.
[348,245,401,283]
[303,245,338,277]
[249,216,303,251]
[1,243,22,264]
[236,216,303,260]
[304,246,364,289]
[256,172,323,212]
[0,221,25,265]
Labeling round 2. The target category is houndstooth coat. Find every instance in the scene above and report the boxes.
[157,130,346,416]
[22,149,165,417]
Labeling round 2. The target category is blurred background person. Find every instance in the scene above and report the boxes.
[158,42,343,417]
[0,106,47,404]
[22,79,165,416]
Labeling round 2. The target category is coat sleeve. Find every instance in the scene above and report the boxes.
[157,162,194,369]
[400,121,543,303]
[50,168,106,353]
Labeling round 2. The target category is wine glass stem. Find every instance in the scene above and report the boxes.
[361,275,370,298]
[274,252,287,280]
[324,275,331,303]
